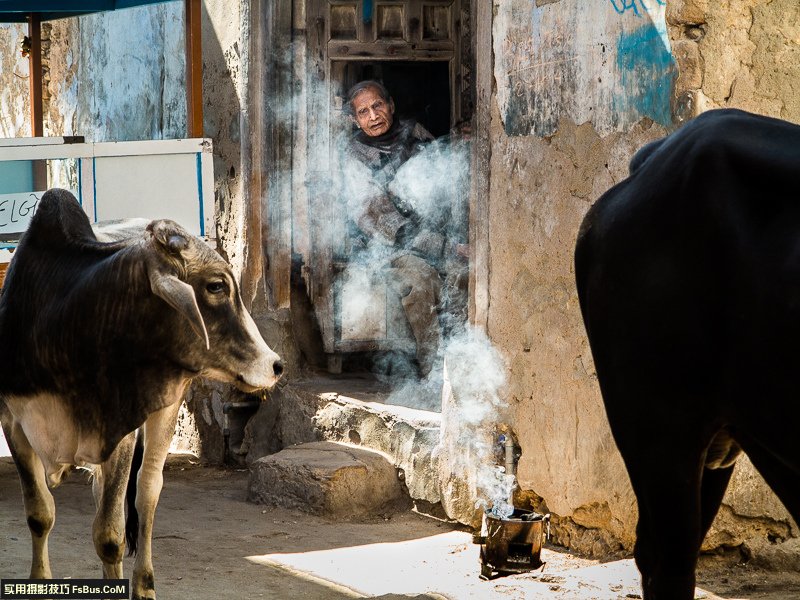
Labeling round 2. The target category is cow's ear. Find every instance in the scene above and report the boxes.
[149,272,210,350]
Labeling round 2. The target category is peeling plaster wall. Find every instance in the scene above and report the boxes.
[202,0,246,278]
[43,5,186,141]
[490,0,676,555]
[489,0,800,560]
[494,0,676,136]
[0,24,33,137]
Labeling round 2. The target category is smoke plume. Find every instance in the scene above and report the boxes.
[440,326,516,518]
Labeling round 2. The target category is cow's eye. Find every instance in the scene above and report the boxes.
[206,281,226,294]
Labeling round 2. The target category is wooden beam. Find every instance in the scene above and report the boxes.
[469,0,491,330]
[27,12,47,191]
[262,0,293,310]
[27,13,43,137]
[184,0,203,138]
[239,0,264,309]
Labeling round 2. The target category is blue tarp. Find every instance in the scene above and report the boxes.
[0,0,175,22]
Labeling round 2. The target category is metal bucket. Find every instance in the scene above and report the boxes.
[476,508,550,579]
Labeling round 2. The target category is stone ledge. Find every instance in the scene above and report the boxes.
[312,393,442,505]
[248,441,408,517]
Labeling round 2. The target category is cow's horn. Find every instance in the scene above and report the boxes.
[148,220,190,256]
[149,272,210,350]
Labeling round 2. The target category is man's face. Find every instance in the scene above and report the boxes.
[352,87,394,137]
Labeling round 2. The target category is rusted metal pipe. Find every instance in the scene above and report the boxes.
[504,435,515,477]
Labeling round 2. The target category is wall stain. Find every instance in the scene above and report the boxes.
[614,21,676,128]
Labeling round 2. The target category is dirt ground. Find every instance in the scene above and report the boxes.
[2,456,800,600]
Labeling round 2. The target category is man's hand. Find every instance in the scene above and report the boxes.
[394,222,418,249]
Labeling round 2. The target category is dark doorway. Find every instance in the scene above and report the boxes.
[335,60,452,138]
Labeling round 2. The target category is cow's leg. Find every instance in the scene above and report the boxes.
[91,431,136,578]
[131,401,181,600]
[737,437,800,523]
[699,464,735,542]
[623,441,705,600]
[2,418,56,578]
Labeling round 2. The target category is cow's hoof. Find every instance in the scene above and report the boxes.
[131,581,156,600]
[131,582,156,600]
[131,570,155,600]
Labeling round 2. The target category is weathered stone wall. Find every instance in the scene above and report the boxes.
[670,0,800,121]
[488,0,799,561]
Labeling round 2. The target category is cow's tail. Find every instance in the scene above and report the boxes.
[125,429,144,557]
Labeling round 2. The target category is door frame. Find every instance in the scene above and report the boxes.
[251,0,490,353]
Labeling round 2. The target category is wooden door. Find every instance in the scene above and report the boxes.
[302,0,466,364]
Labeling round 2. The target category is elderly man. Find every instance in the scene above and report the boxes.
[338,80,448,379]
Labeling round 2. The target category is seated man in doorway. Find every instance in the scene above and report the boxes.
[338,79,451,379]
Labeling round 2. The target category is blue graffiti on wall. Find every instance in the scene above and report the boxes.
[609,0,666,17]
[614,20,676,127]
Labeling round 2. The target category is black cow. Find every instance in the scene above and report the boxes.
[0,189,283,600]
[575,109,800,599]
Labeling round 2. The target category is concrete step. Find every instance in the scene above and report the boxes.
[248,441,409,518]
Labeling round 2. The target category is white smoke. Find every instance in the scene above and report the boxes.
[478,466,516,518]
[331,130,471,393]
[440,326,516,517]
[387,137,470,225]
[443,327,506,420]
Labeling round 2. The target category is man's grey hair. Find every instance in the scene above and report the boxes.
[345,80,392,115]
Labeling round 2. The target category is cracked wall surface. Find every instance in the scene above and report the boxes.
[691,0,799,120]
[489,0,800,561]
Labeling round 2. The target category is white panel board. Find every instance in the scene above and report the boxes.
[339,267,388,341]
[93,153,205,236]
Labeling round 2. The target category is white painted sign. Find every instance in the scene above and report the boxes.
[0,191,47,234]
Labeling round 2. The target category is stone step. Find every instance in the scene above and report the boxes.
[242,378,443,509]
[248,441,409,518]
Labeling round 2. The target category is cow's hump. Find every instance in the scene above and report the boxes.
[24,188,98,249]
